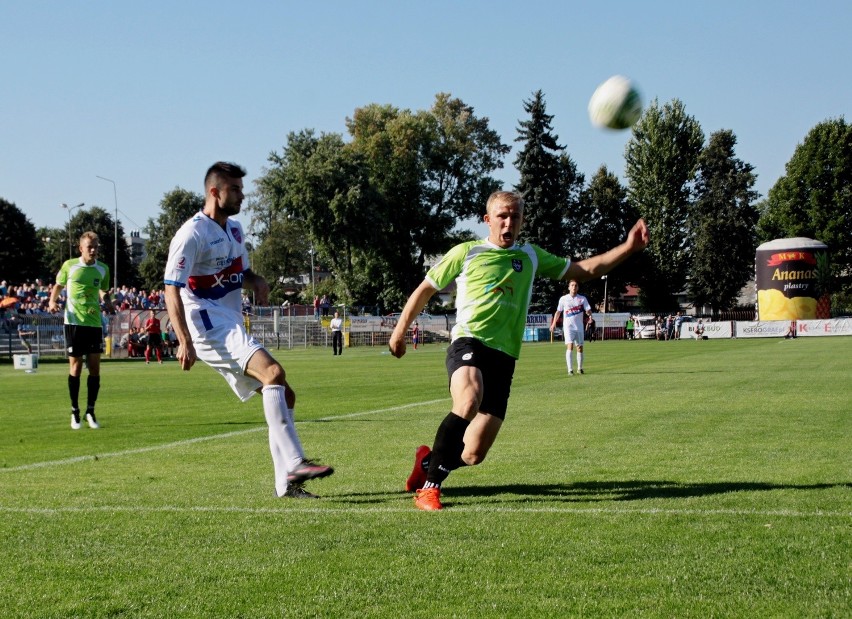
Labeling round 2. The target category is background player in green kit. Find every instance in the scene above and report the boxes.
[49,231,115,429]
[389,191,649,510]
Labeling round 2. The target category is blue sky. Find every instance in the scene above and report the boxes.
[1,1,849,240]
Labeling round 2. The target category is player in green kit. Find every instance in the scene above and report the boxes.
[49,231,115,429]
[389,191,649,510]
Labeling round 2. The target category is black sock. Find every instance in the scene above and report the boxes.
[68,375,80,410]
[426,413,470,485]
[87,375,101,408]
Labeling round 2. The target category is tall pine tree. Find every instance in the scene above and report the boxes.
[581,165,641,311]
[688,130,758,315]
[514,90,585,312]
[625,98,704,311]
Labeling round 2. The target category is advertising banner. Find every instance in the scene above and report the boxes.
[591,312,630,329]
[796,318,852,337]
[735,320,791,338]
[681,321,733,339]
[349,314,452,334]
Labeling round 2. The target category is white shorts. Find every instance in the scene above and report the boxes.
[188,305,264,402]
[565,328,584,346]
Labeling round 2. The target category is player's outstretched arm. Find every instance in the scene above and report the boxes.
[565,219,649,282]
[389,280,437,359]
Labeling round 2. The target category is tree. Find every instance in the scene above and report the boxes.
[139,188,204,291]
[66,206,135,290]
[688,130,759,314]
[37,225,67,282]
[625,98,704,311]
[245,189,314,306]
[258,93,509,310]
[513,90,586,311]
[581,165,641,311]
[0,198,46,283]
[257,129,383,306]
[757,118,852,302]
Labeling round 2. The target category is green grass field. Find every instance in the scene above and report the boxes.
[1,337,850,618]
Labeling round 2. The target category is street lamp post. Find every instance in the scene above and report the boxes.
[96,176,119,291]
[308,243,316,297]
[60,202,85,259]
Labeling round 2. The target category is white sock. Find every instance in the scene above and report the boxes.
[577,351,584,370]
[262,385,305,496]
[566,348,573,372]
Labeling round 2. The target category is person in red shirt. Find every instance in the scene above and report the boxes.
[144,309,163,364]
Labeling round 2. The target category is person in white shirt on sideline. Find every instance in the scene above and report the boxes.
[330,310,343,355]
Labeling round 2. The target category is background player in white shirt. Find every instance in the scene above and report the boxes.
[550,280,592,375]
[164,162,333,498]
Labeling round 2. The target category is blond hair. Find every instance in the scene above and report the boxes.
[79,231,99,246]
[486,190,524,214]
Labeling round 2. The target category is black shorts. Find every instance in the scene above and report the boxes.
[64,325,105,357]
[445,337,516,420]
[146,335,163,349]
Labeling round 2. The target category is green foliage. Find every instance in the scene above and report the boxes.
[514,90,586,312]
[256,93,509,311]
[67,206,136,289]
[250,216,312,306]
[36,225,67,282]
[689,130,759,313]
[626,99,704,311]
[1,339,849,617]
[757,117,852,296]
[0,198,46,282]
[139,188,204,291]
[582,165,642,309]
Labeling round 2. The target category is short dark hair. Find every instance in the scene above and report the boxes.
[204,162,246,191]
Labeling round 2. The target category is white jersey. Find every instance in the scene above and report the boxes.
[164,211,249,319]
[556,293,591,333]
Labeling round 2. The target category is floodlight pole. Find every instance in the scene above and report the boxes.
[309,243,315,297]
[96,176,119,291]
[60,202,85,259]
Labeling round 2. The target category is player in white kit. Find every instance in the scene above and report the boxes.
[550,280,592,375]
[164,162,333,498]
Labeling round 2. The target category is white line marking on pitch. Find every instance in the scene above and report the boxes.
[0,505,848,519]
[0,398,449,473]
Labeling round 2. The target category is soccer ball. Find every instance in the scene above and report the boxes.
[588,75,643,130]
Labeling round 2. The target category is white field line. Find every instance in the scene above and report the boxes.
[0,504,849,518]
[0,398,449,473]
[3,398,848,520]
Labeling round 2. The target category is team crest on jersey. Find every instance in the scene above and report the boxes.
[512,259,523,272]
[230,227,242,243]
[176,257,186,270]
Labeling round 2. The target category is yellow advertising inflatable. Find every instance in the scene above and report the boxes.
[755,238,829,320]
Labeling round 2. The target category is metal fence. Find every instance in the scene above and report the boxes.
[1,309,448,360]
[2,314,68,358]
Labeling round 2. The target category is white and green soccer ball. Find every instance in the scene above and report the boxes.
[588,75,643,130]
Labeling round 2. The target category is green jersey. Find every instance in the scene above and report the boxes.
[56,258,110,327]
[427,240,569,359]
